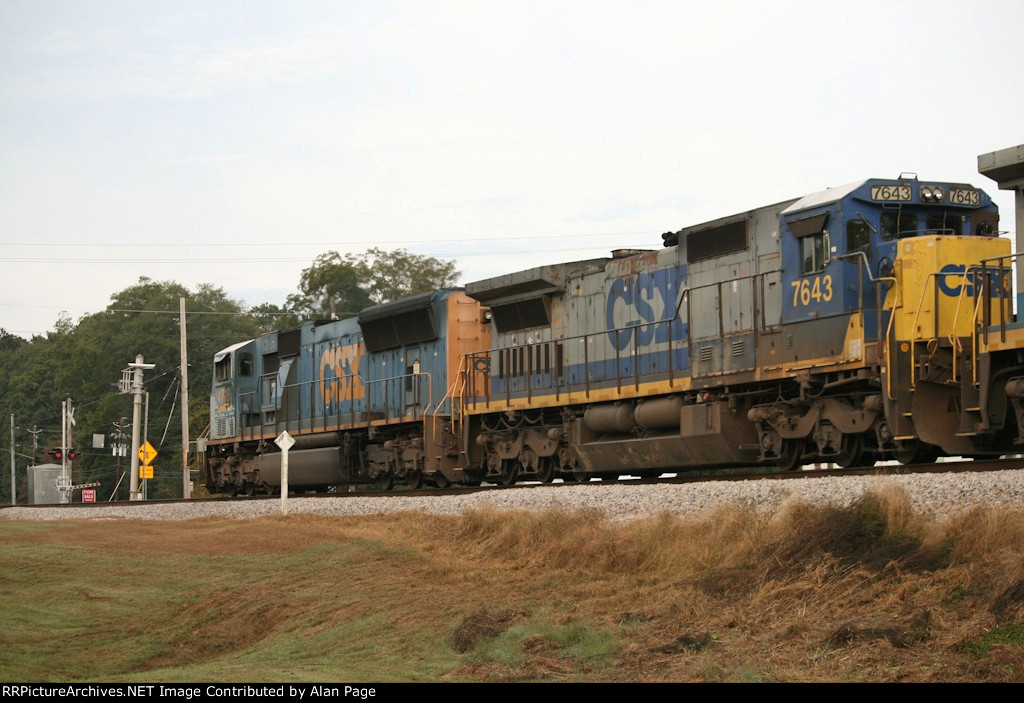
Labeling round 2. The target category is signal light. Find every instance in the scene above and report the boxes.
[48,447,77,461]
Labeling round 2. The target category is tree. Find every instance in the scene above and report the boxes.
[286,248,460,321]
[286,252,373,322]
[0,277,262,501]
[248,303,299,332]
[356,247,460,304]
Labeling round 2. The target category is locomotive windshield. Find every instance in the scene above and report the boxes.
[880,208,992,240]
[880,210,917,239]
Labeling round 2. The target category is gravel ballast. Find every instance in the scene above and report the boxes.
[3,469,1024,522]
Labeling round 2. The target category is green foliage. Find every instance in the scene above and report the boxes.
[247,302,299,332]
[0,277,260,501]
[287,248,460,321]
[469,616,620,666]
[963,624,1024,656]
[286,251,374,322]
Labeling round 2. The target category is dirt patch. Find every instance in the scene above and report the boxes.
[826,609,932,649]
[451,608,529,653]
[650,632,714,654]
[521,634,559,654]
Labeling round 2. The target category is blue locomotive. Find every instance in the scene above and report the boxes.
[205,291,490,493]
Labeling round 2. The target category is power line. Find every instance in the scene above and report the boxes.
[0,230,658,248]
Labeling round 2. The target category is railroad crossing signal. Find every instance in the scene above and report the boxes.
[72,482,101,490]
[138,441,157,466]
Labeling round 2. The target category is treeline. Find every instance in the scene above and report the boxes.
[0,248,458,501]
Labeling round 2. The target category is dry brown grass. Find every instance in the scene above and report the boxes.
[3,484,1024,682]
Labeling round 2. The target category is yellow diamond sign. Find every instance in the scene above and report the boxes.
[139,441,158,466]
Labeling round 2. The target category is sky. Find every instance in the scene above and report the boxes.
[1,0,1022,337]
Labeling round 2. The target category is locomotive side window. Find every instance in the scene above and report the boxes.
[215,356,232,382]
[800,231,829,274]
[788,213,830,275]
[881,211,917,240]
[847,220,871,255]
[239,353,253,377]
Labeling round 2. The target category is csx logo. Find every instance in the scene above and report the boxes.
[936,264,1008,298]
[605,267,687,351]
[320,344,364,404]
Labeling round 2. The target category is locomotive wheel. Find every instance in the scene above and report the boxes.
[777,440,803,471]
[380,475,394,491]
[894,443,941,465]
[407,470,424,490]
[535,458,555,484]
[497,460,519,486]
[834,434,864,469]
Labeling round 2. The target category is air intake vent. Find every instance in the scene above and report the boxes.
[786,334,793,348]
[731,340,745,357]
[214,415,235,439]
[699,346,713,363]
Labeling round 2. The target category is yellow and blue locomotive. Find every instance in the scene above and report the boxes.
[458,175,1010,481]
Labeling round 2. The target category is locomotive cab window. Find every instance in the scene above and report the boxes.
[800,230,830,274]
[215,356,232,383]
[788,213,830,275]
[846,220,871,256]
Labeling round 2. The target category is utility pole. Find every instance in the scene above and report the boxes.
[9,415,15,505]
[121,355,155,501]
[66,396,75,492]
[112,418,128,501]
[59,399,74,504]
[179,296,191,499]
[28,425,42,464]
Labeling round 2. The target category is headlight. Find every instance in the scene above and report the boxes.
[921,185,945,202]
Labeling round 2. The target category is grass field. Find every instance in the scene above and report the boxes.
[1,485,1023,682]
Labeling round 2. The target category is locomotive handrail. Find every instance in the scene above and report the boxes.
[947,271,976,384]
[904,261,1008,391]
[462,267,826,410]
[832,251,901,401]
[238,368,437,440]
[905,271,943,391]
[976,253,1016,342]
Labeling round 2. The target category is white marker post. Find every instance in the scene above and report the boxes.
[275,431,295,515]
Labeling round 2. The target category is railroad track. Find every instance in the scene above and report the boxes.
[5,456,1022,511]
